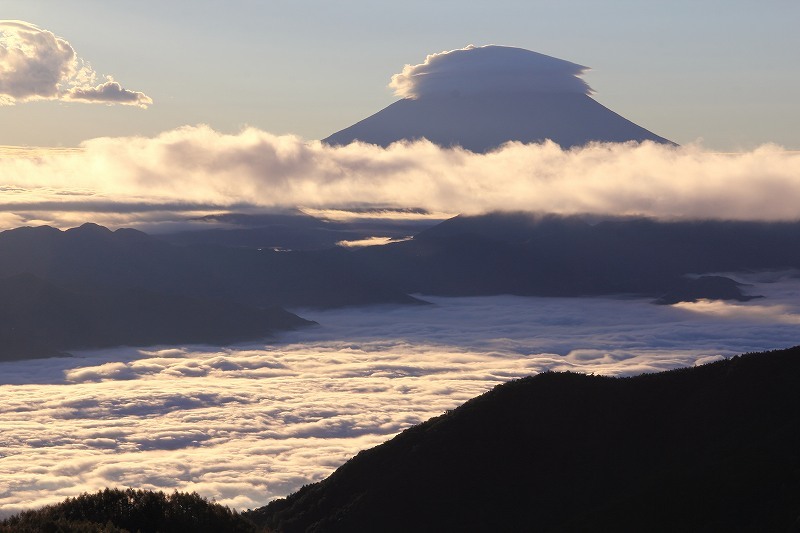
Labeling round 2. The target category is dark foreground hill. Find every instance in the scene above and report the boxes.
[249,346,800,532]
[0,489,260,533]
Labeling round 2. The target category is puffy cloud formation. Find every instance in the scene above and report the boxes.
[389,45,592,99]
[67,79,152,108]
[0,20,151,107]
[2,273,800,515]
[2,127,800,229]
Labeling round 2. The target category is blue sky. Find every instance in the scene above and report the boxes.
[3,0,798,150]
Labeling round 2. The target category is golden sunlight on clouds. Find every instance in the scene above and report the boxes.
[672,300,800,325]
[1,126,800,230]
[336,236,413,248]
[0,21,151,108]
[0,146,83,160]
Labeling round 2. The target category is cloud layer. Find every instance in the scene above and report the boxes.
[2,127,800,230]
[1,273,800,515]
[0,20,151,107]
[389,45,592,99]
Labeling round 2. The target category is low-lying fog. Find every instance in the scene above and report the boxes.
[1,272,799,515]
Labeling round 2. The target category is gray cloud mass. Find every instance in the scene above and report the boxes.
[67,80,152,108]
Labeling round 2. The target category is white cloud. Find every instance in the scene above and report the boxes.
[2,278,800,516]
[388,45,592,99]
[672,299,800,324]
[336,236,412,248]
[0,20,151,107]
[2,127,800,230]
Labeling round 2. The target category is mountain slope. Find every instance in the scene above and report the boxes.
[159,211,437,251]
[323,45,672,151]
[249,346,800,532]
[0,222,423,361]
[324,92,672,152]
[0,273,313,362]
[354,213,800,299]
[0,223,421,309]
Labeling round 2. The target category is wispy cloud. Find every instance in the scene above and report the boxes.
[0,20,151,108]
[1,127,800,230]
[336,236,412,248]
[672,299,800,324]
[2,278,800,515]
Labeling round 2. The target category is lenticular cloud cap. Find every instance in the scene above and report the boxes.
[389,45,592,99]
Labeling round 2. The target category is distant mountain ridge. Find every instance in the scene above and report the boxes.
[0,223,420,309]
[159,211,436,251]
[0,272,313,362]
[353,212,800,299]
[0,223,417,361]
[6,214,800,360]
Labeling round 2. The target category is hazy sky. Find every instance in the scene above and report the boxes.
[2,0,799,150]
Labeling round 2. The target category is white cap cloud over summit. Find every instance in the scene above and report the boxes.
[389,45,592,99]
[0,20,151,107]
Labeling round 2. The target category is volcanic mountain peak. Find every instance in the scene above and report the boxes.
[325,45,673,152]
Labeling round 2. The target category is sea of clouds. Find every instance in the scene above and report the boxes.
[2,272,800,516]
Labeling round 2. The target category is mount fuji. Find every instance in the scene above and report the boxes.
[324,45,673,152]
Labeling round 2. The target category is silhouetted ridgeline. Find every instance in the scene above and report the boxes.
[5,213,800,360]
[0,273,313,362]
[354,213,800,299]
[160,210,435,251]
[249,346,800,532]
[0,223,420,309]
[0,222,419,361]
[0,489,259,533]
[4,347,800,531]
